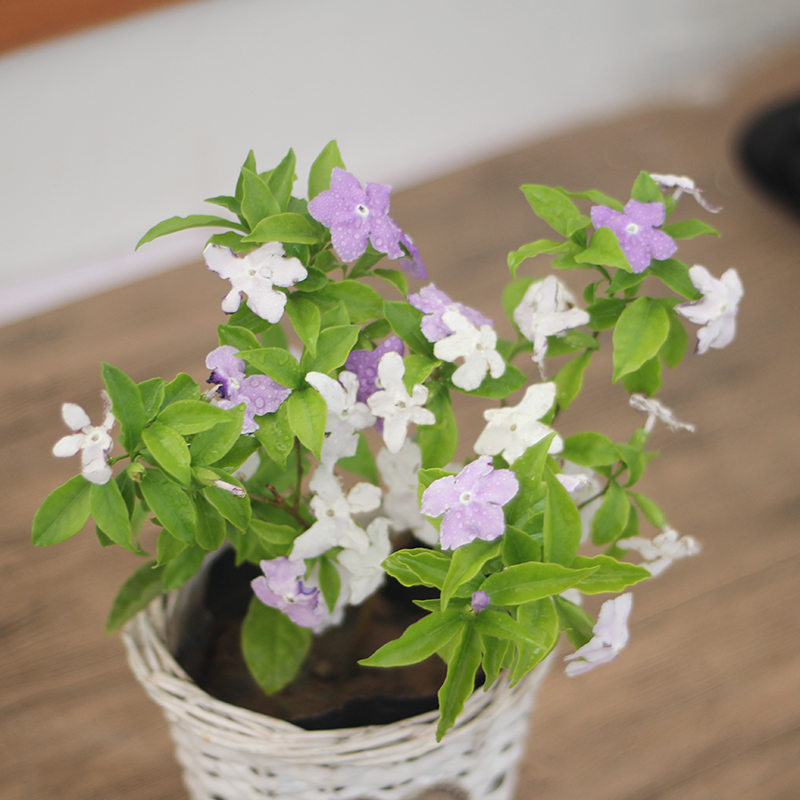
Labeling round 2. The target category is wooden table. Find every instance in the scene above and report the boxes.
[3,45,800,800]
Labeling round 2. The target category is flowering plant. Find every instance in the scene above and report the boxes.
[32,145,740,740]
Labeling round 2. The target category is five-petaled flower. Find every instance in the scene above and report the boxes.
[308,168,405,263]
[366,352,436,453]
[409,283,492,343]
[53,392,116,485]
[590,199,677,273]
[618,527,700,577]
[290,468,382,561]
[206,346,291,434]
[675,266,743,354]
[305,370,375,465]
[204,242,307,322]
[564,593,632,676]
[434,309,506,391]
[474,382,563,465]
[513,275,590,373]
[420,455,519,550]
[251,557,324,628]
[338,517,392,605]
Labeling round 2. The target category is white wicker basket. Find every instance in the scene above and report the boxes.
[123,594,553,800]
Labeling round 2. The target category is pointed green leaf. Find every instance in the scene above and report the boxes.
[385,301,434,357]
[572,554,650,594]
[286,387,326,459]
[286,295,321,358]
[194,494,226,551]
[575,227,631,270]
[190,405,246,466]
[555,351,592,410]
[142,423,191,485]
[308,140,345,200]
[137,214,246,249]
[631,171,664,203]
[416,382,458,469]
[239,348,302,389]
[90,479,132,549]
[218,323,261,352]
[139,470,197,543]
[105,561,164,633]
[162,545,206,592]
[660,309,688,368]
[502,526,542,566]
[620,356,662,396]
[520,185,590,237]
[591,481,630,545]
[102,362,145,453]
[138,378,166,422]
[32,475,92,545]
[436,623,482,740]
[612,297,670,382]
[156,399,230,435]
[543,469,582,566]
[244,213,321,245]
[647,258,702,300]
[480,561,595,606]
[240,168,281,228]
[325,280,384,323]
[554,594,594,649]
[561,432,619,467]
[254,403,294,469]
[507,240,578,277]
[267,148,297,210]
[509,597,560,685]
[441,539,501,610]
[383,548,452,591]
[372,268,408,296]
[156,529,187,565]
[300,324,360,374]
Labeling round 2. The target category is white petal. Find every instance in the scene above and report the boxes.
[61,403,91,431]
[269,255,308,288]
[347,482,382,514]
[53,433,84,458]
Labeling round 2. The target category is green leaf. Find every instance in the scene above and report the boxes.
[572,555,650,594]
[308,140,345,200]
[161,373,200,407]
[205,194,241,217]
[203,475,251,530]
[554,351,592,410]
[162,545,206,592]
[155,529,187,566]
[348,245,386,278]
[244,213,321,245]
[553,595,594,649]
[629,492,666,528]
[137,214,246,249]
[139,470,197,543]
[661,218,720,240]
[105,561,164,633]
[32,475,92,545]
[630,171,664,203]
[457,364,526,399]
[502,277,534,323]
[90,480,132,549]
[240,168,281,229]
[138,378,166,422]
[157,399,230,435]
[142,424,191,485]
[194,494,227,551]
[591,481,630,545]
[561,432,620,467]
[372,268,408,296]
[254,403,294,468]
[300,324,360,374]
[286,387,327,459]
[612,297,670,382]
[559,187,624,211]
[235,150,258,202]
[323,280,384,324]
[660,309,688,369]
[606,268,645,295]
[575,227,632,270]
[436,623,483,740]
[481,636,511,689]
[319,300,350,330]
[241,598,312,694]
[543,469,582,566]
[239,348,302,389]
[383,548,452,590]
[586,297,627,331]
[509,598,560,685]
[267,148,297,211]
[620,356,662,396]
[647,259,702,301]
[249,519,299,549]
[318,557,341,612]
[102,362,145,453]
[337,431,379,484]
[190,405,246,466]
[218,323,261,352]
[416,383,458,469]
[286,295,321,358]
[360,609,464,668]
[520,185,590,238]
[502,525,542,566]
[294,267,329,294]
[479,561,595,606]
[441,539,501,610]
[472,608,544,646]
[384,301,434,357]
[507,240,577,277]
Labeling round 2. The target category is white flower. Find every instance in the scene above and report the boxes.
[565,593,632,676]
[338,517,392,604]
[376,441,438,546]
[676,266,743,355]
[629,394,695,434]
[649,173,721,213]
[367,352,436,453]
[618,526,700,577]
[474,382,563,465]
[204,242,307,323]
[52,392,115,485]
[513,276,590,374]
[559,461,602,544]
[306,370,375,465]
[434,309,505,391]
[290,468,382,561]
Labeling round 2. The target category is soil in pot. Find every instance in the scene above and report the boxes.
[173,548,450,729]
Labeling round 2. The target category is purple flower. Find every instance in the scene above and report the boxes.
[344,335,405,404]
[409,284,492,343]
[308,168,405,263]
[251,557,323,628]
[420,456,519,550]
[590,200,677,273]
[206,345,291,434]
[471,591,490,614]
[398,232,427,280]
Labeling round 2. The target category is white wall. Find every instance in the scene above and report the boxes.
[2,0,800,325]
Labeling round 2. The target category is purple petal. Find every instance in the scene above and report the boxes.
[462,501,506,543]
[471,590,490,614]
[420,474,459,517]
[454,455,495,493]
[472,468,519,506]
[624,199,665,228]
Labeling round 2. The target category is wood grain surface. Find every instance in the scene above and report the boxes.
[2,44,799,800]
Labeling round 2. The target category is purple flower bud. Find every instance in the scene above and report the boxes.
[471,590,490,614]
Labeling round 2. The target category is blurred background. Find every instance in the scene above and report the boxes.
[2,0,800,325]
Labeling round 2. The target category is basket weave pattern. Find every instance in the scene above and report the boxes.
[123,598,552,800]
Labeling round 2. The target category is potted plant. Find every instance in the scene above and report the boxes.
[32,143,741,800]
